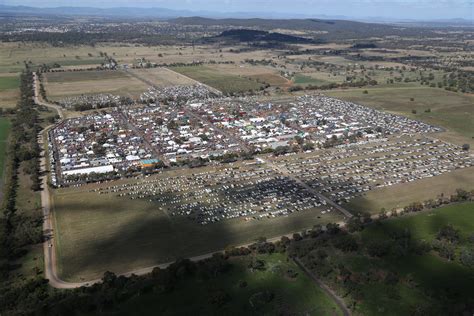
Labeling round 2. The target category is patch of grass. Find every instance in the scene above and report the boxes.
[44,70,148,100]
[115,253,343,315]
[361,202,474,242]
[352,203,474,315]
[249,73,290,87]
[305,203,474,315]
[0,75,20,91]
[15,161,41,215]
[170,65,265,94]
[293,74,329,86]
[45,70,127,83]
[346,167,474,214]
[0,117,11,178]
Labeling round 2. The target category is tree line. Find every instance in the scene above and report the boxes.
[1,67,43,284]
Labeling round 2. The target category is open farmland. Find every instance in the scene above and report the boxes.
[327,87,474,145]
[129,67,196,86]
[170,65,265,94]
[0,74,20,108]
[0,42,104,73]
[0,75,20,91]
[43,70,149,101]
[207,63,290,88]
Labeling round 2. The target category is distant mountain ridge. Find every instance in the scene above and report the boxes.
[212,29,313,43]
[170,16,425,40]
[0,4,471,26]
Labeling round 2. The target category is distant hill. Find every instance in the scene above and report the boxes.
[171,17,439,40]
[0,4,196,18]
[211,29,313,43]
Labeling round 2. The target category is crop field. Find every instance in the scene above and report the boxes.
[327,86,474,145]
[52,165,343,281]
[0,74,20,108]
[249,73,291,87]
[129,67,196,86]
[0,42,104,73]
[169,65,266,93]
[43,70,149,100]
[115,253,343,315]
[170,65,266,94]
[207,64,290,88]
[346,167,474,214]
[0,75,20,91]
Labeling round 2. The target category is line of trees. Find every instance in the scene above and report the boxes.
[1,67,43,282]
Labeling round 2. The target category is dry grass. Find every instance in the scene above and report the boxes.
[129,67,196,86]
[43,70,149,100]
[346,167,474,214]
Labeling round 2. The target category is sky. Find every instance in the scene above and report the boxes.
[1,0,473,20]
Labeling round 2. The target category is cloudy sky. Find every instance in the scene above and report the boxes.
[1,0,473,19]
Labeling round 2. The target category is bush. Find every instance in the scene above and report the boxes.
[366,240,391,257]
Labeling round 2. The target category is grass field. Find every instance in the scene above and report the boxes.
[52,169,343,281]
[130,67,196,86]
[0,43,105,73]
[353,202,474,315]
[327,86,474,145]
[170,65,265,94]
[0,75,20,91]
[0,74,20,108]
[0,118,11,178]
[114,253,343,315]
[293,73,337,86]
[249,73,290,87]
[295,202,474,315]
[346,167,474,214]
[43,70,149,100]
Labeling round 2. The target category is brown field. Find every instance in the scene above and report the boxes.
[207,64,290,87]
[0,89,19,108]
[249,73,291,87]
[43,70,149,100]
[95,43,276,65]
[129,67,196,86]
